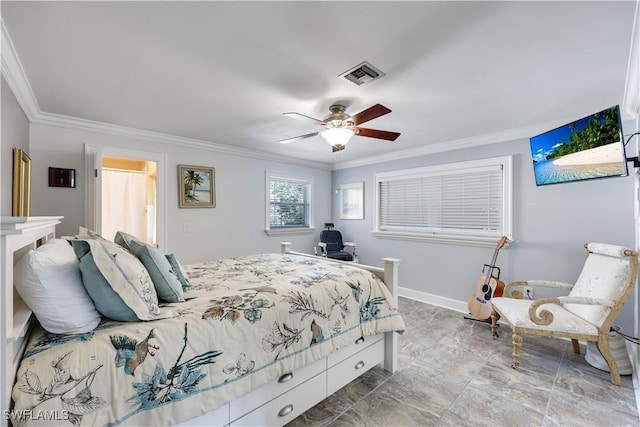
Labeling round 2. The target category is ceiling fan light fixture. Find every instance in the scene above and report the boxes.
[320,128,355,147]
[281,103,399,150]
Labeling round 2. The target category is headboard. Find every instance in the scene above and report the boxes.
[1,216,62,424]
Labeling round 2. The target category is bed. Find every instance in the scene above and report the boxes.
[1,217,404,427]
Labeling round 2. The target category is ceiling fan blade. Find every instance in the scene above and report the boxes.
[278,132,319,144]
[355,127,401,141]
[350,104,392,126]
[283,112,325,126]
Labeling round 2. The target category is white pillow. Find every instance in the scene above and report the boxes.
[14,238,101,334]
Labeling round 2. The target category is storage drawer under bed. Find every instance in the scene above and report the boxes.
[229,357,325,421]
[327,336,385,396]
[230,370,326,426]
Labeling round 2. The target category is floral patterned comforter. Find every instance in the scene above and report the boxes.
[11,253,405,426]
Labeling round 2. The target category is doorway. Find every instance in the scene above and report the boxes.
[84,144,167,249]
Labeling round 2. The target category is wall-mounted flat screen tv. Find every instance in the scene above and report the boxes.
[529,105,628,186]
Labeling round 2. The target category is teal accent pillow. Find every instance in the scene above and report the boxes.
[67,236,161,321]
[128,240,185,303]
[165,253,190,291]
[114,230,139,251]
[75,242,138,322]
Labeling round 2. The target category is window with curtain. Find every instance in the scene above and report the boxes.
[374,156,512,246]
[265,171,314,235]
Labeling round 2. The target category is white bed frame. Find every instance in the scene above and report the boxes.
[1,216,63,427]
[1,218,401,427]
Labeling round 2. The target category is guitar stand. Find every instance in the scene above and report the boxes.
[463,314,499,337]
[464,315,489,323]
[463,315,495,324]
[482,264,500,280]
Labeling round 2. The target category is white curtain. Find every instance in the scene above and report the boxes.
[102,169,148,243]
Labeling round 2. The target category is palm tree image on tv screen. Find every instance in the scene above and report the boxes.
[530,106,627,186]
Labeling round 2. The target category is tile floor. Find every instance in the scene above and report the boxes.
[287,297,639,426]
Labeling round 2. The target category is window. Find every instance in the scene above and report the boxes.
[265,171,314,235]
[374,156,512,246]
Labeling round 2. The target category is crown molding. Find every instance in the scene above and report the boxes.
[31,111,332,170]
[1,19,39,120]
[332,121,559,171]
[623,0,640,118]
[333,108,640,171]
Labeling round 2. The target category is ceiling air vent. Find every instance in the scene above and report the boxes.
[339,61,385,86]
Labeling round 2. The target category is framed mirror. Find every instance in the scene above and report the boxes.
[339,181,364,220]
[12,148,31,216]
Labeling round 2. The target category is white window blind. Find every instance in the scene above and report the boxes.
[269,178,309,228]
[374,157,512,245]
[265,171,314,235]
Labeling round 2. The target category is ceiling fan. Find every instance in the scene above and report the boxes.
[278,103,401,152]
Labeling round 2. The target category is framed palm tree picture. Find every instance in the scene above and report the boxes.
[178,165,215,208]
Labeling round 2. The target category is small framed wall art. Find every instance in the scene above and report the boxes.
[49,167,76,188]
[339,181,364,219]
[178,164,216,208]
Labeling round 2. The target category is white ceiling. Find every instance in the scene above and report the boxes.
[1,1,637,168]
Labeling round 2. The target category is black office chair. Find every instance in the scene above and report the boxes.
[315,223,358,262]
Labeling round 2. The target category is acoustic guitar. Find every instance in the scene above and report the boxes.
[467,236,508,321]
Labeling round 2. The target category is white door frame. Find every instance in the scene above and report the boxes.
[84,144,168,250]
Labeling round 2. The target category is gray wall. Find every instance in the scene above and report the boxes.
[1,76,30,216]
[27,122,332,264]
[332,135,637,332]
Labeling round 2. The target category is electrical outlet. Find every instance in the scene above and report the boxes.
[523,286,534,299]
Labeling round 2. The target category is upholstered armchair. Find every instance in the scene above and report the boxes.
[314,223,358,262]
[491,243,638,385]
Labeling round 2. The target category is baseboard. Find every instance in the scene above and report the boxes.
[398,287,468,314]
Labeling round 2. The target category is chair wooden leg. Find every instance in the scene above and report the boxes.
[596,337,621,385]
[511,333,522,369]
[491,310,500,338]
[571,339,580,354]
